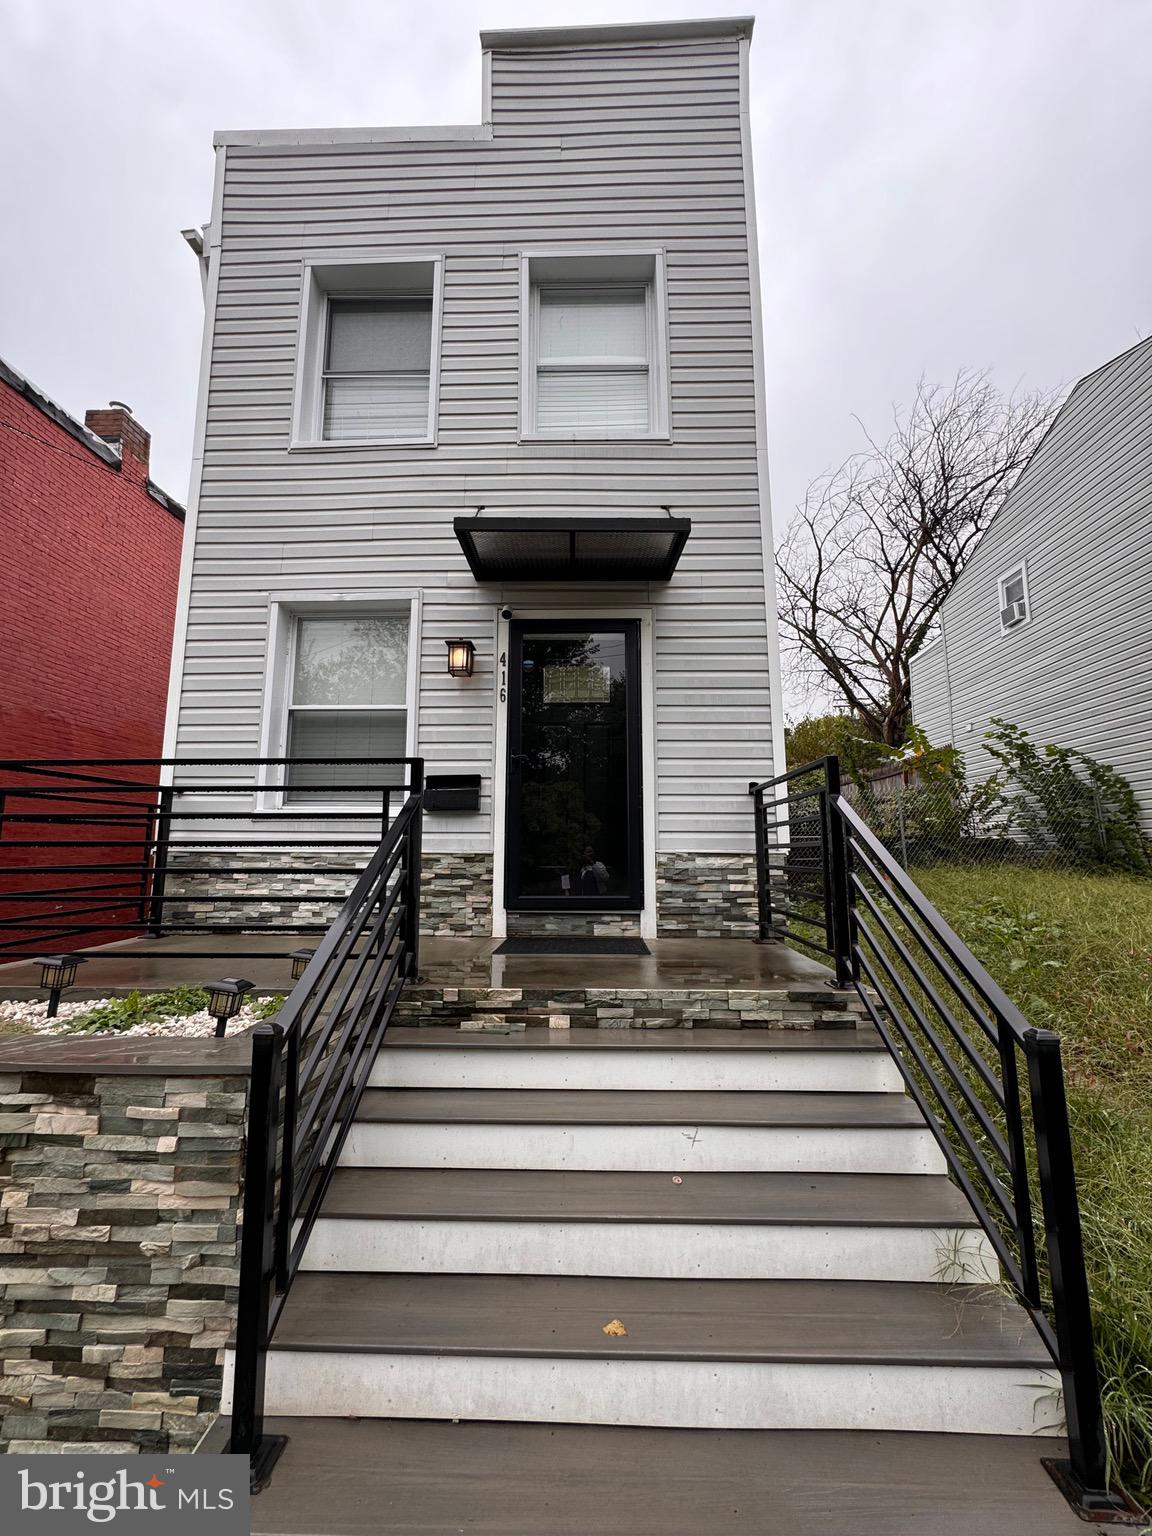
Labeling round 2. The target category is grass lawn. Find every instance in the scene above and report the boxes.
[914,864,1152,1502]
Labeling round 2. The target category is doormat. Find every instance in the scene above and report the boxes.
[494,937,650,956]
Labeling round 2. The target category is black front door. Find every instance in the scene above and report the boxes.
[506,620,643,911]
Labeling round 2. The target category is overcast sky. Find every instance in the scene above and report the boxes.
[2,0,1148,529]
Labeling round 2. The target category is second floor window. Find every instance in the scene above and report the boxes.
[534,284,651,433]
[322,297,433,442]
[998,564,1030,631]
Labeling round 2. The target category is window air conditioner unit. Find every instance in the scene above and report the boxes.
[1001,600,1027,627]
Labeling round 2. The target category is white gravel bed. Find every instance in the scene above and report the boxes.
[0,996,268,1039]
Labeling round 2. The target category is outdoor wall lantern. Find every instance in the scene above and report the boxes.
[203,977,254,1038]
[289,948,315,982]
[445,639,476,678]
[34,954,86,1019]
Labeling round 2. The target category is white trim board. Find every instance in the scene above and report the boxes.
[161,143,227,766]
[739,35,787,786]
[227,1351,1062,1438]
[302,1217,997,1284]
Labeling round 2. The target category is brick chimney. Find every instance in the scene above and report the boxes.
[85,401,151,482]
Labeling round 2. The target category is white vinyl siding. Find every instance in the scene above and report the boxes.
[173,27,778,855]
[910,337,1152,826]
[285,614,409,800]
[322,299,432,442]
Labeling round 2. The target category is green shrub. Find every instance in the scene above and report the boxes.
[984,719,1151,874]
[64,986,212,1034]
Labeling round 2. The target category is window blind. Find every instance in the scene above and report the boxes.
[285,711,407,799]
[538,287,647,363]
[285,613,410,800]
[322,297,433,441]
[535,285,650,432]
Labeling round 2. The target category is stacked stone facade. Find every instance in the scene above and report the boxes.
[162,847,762,940]
[0,1054,245,1455]
[655,853,758,937]
[421,853,493,936]
[165,848,372,929]
[395,982,864,1032]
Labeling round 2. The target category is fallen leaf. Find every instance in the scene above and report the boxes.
[602,1318,628,1337]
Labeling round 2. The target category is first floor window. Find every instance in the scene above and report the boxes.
[284,613,409,801]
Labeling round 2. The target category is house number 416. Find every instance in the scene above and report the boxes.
[499,651,507,704]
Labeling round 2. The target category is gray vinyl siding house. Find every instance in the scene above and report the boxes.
[165,17,784,939]
[910,336,1152,823]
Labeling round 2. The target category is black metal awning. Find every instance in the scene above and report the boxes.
[453,516,691,582]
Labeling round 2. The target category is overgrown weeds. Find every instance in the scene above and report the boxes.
[916,864,1152,1501]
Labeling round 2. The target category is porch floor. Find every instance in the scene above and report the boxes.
[0,934,833,999]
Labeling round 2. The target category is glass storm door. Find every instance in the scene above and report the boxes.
[505,620,643,910]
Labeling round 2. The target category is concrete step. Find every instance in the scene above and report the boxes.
[339,1088,945,1174]
[302,1167,997,1282]
[226,1272,1058,1437]
[372,1026,902,1093]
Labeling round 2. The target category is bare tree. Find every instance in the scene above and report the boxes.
[776,370,1058,745]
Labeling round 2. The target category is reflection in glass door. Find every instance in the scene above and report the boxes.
[505,620,642,910]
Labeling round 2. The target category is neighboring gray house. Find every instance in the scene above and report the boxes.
[165,16,784,940]
[910,335,1152,822]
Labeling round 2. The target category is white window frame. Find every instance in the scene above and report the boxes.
[518,248,670,443]
[998,562,1031,634]
[256,592,421,812]
[290,255,443,450]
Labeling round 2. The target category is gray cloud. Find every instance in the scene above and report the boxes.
[3,0,1148,527]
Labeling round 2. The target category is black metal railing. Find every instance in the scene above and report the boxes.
[228,778,423,1486]
[0,757,420,962]
[750,756,853,985]
[750,756,1135,1521]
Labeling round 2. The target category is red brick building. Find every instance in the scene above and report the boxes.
[0,357,184,761]
[0,357,185,955]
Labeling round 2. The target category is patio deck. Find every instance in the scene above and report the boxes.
[0,934,833,1000]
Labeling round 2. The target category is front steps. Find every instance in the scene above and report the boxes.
[248,1420,1096,1536]
[247,1271,1053,1437]
[304,1167,997,1282]
[341,1086,944,1173]
[231,1024,1060,1452]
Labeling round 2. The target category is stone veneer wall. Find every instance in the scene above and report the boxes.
[166,848,495,939]
[165,848,371,929]
[0,1039,248,1455]
[163,847,760,940]
[421,853,493,937]
[656,852,758,937]
[394,983,864,1031]
[505,910,641,939]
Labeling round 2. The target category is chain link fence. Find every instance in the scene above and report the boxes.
[840,761,1152,878]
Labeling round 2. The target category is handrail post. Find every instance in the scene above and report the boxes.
[1024,1028,1116,1510]
[138,801,157,927]
[750,782,773,941]
[998,1023,1042,1309]
[404,761,424,978]
[148,786,174,937]
[822,757,855,988]
[229,1023,288,1487]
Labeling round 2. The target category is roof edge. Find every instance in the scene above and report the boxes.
[0,354,185,517]
[479,16,754,51]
